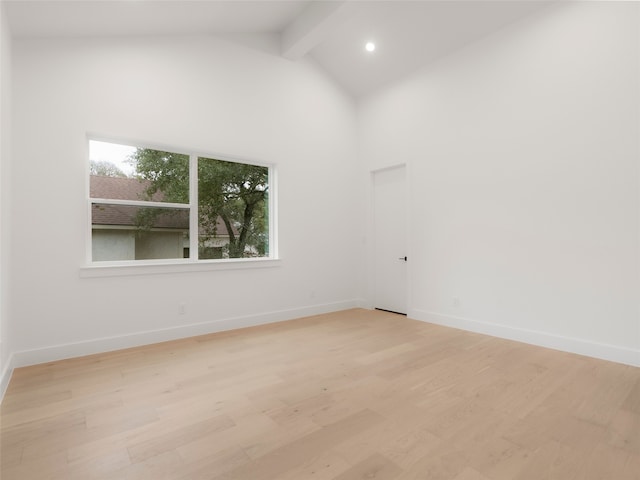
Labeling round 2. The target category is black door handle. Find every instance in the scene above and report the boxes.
[398,256,407,261]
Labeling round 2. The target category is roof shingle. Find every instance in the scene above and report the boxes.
[90,175,232,235]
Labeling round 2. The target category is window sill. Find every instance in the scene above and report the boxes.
[80,258,281,278]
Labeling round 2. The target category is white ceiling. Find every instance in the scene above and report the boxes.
[3,0,552,98]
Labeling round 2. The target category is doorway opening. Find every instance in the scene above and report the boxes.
[374,308,407,316]
[372,165,407,315]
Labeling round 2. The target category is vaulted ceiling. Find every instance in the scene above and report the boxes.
[3,0,552,98]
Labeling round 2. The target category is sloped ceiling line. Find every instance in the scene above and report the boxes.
[280,0,356,60]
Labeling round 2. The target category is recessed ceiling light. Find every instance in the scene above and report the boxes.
[365,42,376,52]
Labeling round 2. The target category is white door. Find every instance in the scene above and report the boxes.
[373,165,407,314]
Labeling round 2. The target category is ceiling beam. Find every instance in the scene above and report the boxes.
[281,1,355,61]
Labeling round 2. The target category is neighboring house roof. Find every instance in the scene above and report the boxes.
[90,175,164,202]
[92,204,190,230]
[90,175,233,235]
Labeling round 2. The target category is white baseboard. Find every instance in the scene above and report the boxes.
[0,352,15,403]
[5,303,636,404]
[11,300,360,369]
[410,309,640,368]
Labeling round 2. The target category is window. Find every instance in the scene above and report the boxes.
[89,139,273,264]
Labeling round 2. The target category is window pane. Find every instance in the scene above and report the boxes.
[92,204,189,261]
[89,141,189,204]
[88,139,275,265]
[198,157,269,259]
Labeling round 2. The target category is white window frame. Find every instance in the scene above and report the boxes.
[82,136,279,277]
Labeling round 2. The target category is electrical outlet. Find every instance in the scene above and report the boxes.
[453,297,461,307]
[179,303,186,315]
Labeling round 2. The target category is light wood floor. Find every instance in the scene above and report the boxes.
[1,309,639,480]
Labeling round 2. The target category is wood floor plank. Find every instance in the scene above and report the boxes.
[332,453,402,480]
[127,414,235,463]
[276,450,353,480]
[513,441,586,480]
[453,468,494,480]
[213,409,384,480]
[1,308,639,480]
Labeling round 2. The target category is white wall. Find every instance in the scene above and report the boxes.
[10,34,360,365]
[359,2,640,365]
[0,2,13,395]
